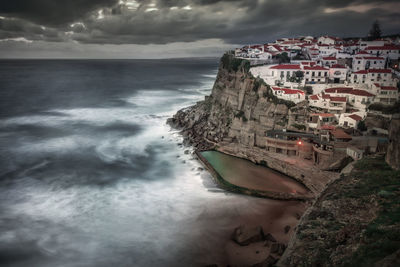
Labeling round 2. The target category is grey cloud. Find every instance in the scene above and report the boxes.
[0,0,399,48]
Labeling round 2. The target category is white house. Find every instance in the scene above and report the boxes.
[352,56,385,71]
[303,66,329,83]
[324,87,375,110]
[347,146,364,160]
[317,36,336,45]
[271,87,305,103]
[350,69,393,85]
[371,83,399,105]
[328,64,348,83]
[365,45,400,60]
[339,113,363,128]
[309,94,346,114]
[321,56,337,67]
[359,40,385,50]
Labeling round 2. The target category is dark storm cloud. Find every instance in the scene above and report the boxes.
[0,0,118,25]
[0,0,399,46]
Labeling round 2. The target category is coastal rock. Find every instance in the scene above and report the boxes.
[284,225,291,234]
[270,243,286,256]
[231,225,265,246]
[252,255,278,267]
[386,115,400,170]
[264,233,277,243]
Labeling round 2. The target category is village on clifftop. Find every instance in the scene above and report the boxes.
[234,34,400,164]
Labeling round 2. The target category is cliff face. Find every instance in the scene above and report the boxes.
[170,54,294,149]
[386,116,400,170]
[169,54,338,196]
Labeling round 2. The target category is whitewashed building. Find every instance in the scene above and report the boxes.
[328,64,348,83]
[271,87,305,103]
[350,69,393,85]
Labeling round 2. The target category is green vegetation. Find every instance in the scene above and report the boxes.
[261,84,296,108]
[304,86,313,95]
[221,52,250,73]
[291,123,306,131]
[252,78,262,92]
[341,157,400,266]
[368,20,381,40]
[234,110,248,122]
[274,52,290,63]
[357,120,368,132]
[369,102,400,114]
[289,70,304,83]
[292,156,400,266]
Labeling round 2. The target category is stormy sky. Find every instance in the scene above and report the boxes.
[0,0,399,58]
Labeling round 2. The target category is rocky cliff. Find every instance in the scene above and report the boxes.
[386,115,400,170]
[168,53,338,196]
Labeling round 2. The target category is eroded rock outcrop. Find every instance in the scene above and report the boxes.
[386,115,400,170]
[168,53,338,196]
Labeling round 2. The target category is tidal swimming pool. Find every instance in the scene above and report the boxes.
[200,150,309,196]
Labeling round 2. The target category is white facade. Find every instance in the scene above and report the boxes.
[352,56,385,71]
[328,65,348,83]
[350,69,393,85]
[271,87,305,103]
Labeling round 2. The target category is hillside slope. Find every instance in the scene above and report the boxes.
[279,156,400,266]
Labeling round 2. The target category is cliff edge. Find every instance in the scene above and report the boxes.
[168,53,338,196]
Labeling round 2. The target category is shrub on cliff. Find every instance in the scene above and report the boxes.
[221,53,250,73]
[369,102,400,114]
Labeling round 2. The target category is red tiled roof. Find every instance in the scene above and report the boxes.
[353,70,368,74]
[270,64,300,70]
[325,87,353,93]
[381,86,397,91]
[272,87,304,95]
[322,57,337,60]
[350,89,375,97]
[325,87,375,97]
[349,114,362,121]
[330,96,347,102]
[311,113,335,117]
[331,128,352,139]
[331,64,346,69]
[368,69,392,73]
[321,125,336,130]
[303,66,329,71]
[363,57,384,60]
[310,95,319,100]
[365,45,400,50]
[322,94,331,99]
[356,50,369,55]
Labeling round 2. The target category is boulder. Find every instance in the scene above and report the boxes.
[284,225,291,234]
[264,233,277,243]
[232,225,264,246]
[252,255,278,267]
[270,243,286,256]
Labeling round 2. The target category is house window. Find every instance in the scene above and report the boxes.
[318,72,321,76]
[272,71,274,76]
[312,72,315,77]
[358,61,361,64]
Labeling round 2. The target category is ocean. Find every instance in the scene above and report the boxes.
[0,59,303,267]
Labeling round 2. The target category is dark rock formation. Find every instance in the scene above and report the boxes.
[386,115,400,170]
[231,225,265,246]
[252,255,278,267]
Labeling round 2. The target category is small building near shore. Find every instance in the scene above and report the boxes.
[265,130,315,159]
